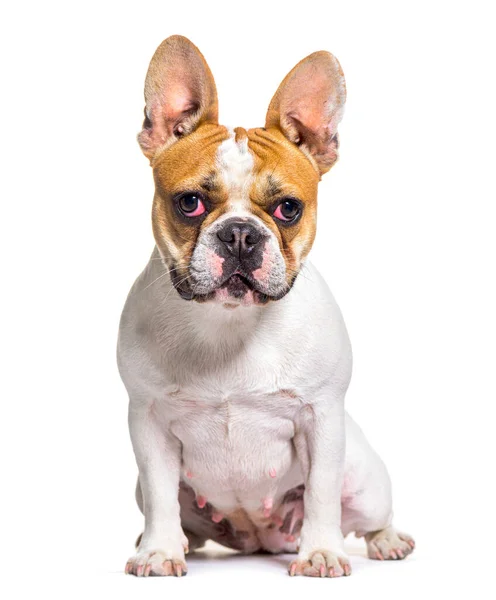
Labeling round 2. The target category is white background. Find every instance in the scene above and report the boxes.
[1,0,495,598]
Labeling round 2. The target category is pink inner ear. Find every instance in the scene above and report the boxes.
[163,84,195,121]
[285,72,336,136]
[290,110,329,136]
[145,86,197,146]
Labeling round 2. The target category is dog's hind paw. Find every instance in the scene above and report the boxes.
[365,526,415,560]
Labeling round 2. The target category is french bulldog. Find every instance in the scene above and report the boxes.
[117,35,415,578]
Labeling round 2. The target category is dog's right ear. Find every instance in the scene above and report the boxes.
[138,35,219,162]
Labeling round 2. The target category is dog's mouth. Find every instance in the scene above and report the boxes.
[220,273,256,298]
[170,266,295,306]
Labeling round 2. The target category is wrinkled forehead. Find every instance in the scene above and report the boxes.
[153,123,319,205]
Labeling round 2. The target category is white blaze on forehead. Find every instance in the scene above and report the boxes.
[216,129,254,211]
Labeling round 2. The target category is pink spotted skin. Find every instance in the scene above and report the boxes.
[179,481,303,554]
[204,247,225,279]
[252,243,273,286]
[263,497,273,510]
[262,496,273,518]
[214,286,258,307]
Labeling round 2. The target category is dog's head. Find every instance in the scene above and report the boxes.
[139,36,346,307]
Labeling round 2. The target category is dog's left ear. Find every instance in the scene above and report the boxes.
[138,35,219,162]
[265,51,346,175]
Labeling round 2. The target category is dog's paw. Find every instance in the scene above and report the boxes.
[365,526,415,560]
[288,551,351,578]
[125,550,187,577]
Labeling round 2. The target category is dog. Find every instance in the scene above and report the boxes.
[117,35,415,578]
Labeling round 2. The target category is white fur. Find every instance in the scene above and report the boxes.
[217,129,254,212]
[118,252,407,574]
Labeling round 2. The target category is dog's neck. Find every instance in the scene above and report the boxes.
[148,249,269,343]
[186,298,266,343]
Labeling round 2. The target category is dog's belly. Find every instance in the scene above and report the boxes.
[179,480,304,553]
[169,391,305,552]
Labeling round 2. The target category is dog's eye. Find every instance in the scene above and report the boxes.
[273,199,301,223]
[178,193,207,218]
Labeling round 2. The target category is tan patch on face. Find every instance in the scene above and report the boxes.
[246,127,320,278]
[151,123,231,274]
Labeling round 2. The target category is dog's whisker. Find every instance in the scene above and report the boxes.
[162,274,191,303]
[141,269,174,292]
[285,268,310,284]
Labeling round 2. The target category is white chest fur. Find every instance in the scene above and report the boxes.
[167,385,301,513]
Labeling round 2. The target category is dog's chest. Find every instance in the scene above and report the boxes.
[164,378,303,513]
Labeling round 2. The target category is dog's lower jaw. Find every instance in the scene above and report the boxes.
[171,266,298,307]
[174,283,270,307]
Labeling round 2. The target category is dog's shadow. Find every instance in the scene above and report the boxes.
[186,541,374,575]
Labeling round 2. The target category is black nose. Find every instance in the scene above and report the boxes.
[217,220,263,259]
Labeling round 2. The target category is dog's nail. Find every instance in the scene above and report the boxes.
[137,565,144,576]
[197,495,207,509]
[329,566,335,577]
[344,564,351,575]
[144,564,151,577]
[289,563,297,576]
[286,534,295,542]
[212,511,223,523]
[397,548,404,558]
[269,467,277,478]
[319,565,325,577]
[125,562,132,574]
[376,551,383,560]
[408,540,415,548]
[163,561,172,576]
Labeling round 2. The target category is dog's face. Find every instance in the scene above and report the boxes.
[138,36,346,307]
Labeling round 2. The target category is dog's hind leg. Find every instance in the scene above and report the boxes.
[341,414,416,560]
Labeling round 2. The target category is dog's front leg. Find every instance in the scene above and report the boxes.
[290,393,350,578]
[125,400,187,577]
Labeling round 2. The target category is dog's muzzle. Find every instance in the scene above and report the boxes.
[172,215,292,304]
